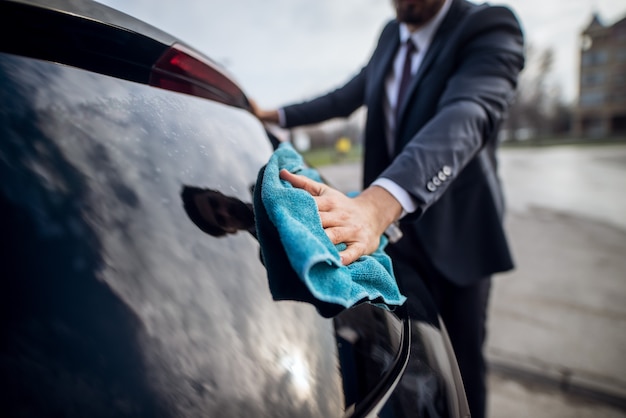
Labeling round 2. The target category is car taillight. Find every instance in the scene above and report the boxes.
[150,43,249,109]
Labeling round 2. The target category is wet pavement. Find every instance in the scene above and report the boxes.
[317,143,626,418]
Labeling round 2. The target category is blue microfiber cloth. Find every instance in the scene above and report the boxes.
[253,142,406,318]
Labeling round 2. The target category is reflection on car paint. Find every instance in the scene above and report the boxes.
[181,186,256,238]
[1,53,344,417]
[177,163,466,417]
[1,0,471,408]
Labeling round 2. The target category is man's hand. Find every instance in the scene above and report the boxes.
[279,169,402,265]
[248,99,280,124]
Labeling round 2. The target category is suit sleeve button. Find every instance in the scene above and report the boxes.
[438,171,446,181]
[433,176,442,186]
[427,182,437,192]
[442,165,452,176]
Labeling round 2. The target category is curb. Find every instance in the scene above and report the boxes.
[488,359,626,412]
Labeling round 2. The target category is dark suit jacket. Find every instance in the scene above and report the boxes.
[282,0,525,286]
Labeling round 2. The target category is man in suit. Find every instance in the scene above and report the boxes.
[252,0,524,416]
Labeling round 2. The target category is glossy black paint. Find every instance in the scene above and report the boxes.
[0,55,345,417]
[0,0,470,416]
[0,0,168,85]
[0,0,248,109]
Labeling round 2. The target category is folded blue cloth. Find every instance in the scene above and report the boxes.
[253,142,406,318]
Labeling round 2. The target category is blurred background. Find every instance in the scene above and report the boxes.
[95,1,626,417]
[96,0,625,110]
[96,0,626,160]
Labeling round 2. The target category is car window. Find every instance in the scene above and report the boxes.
[0,54,345,417]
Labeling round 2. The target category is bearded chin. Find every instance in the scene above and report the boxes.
[397,5,427,25]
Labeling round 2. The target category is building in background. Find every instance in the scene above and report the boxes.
[573,13,626,137]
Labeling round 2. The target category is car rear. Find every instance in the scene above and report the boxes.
[0,1,469,416]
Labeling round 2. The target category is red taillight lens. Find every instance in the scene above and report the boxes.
[150,43,249,109]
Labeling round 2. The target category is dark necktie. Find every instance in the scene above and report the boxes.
[396,40,417,119]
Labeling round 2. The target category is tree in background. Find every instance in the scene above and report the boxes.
[503,44,572,141]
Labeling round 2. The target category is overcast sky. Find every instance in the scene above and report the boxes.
[98,0,626,107]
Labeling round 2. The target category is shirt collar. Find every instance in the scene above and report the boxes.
[399,0,452,51]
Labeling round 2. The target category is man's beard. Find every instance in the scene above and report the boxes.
[395,0,444,26]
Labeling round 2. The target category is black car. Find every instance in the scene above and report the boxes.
[0,1,469,416]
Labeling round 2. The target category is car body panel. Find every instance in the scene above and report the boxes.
[0,0,469,416]
[1,54,345,416]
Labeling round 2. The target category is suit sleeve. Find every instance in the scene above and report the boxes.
[380,6,525,218]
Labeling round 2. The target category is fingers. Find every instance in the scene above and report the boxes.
[278,168,380,266]
[325,225,375,266]
[279,169,325,196]
[248,98,279,123]
[248,98,263,119]
[327,230,368,265]
[280,170,347,214]
[339,245,365,266]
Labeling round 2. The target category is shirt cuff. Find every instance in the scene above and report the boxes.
[371,178,417,218]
